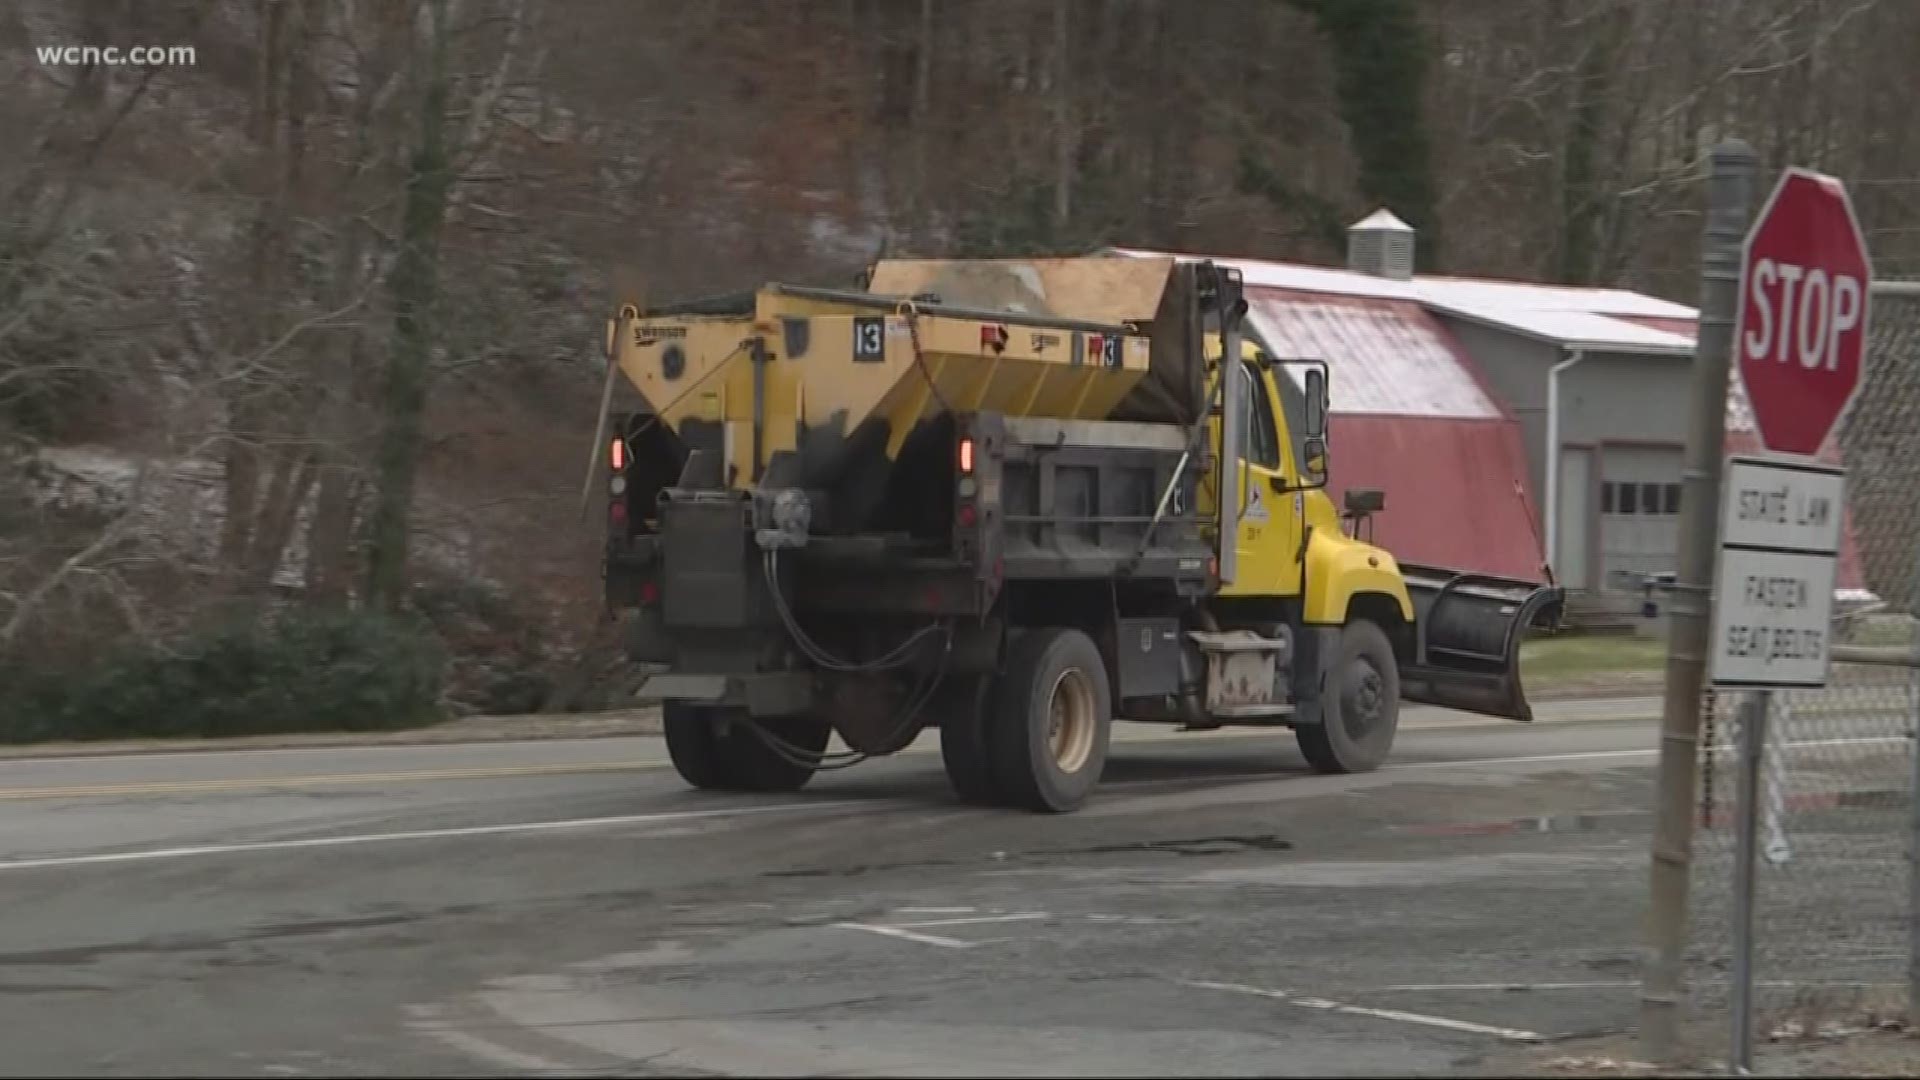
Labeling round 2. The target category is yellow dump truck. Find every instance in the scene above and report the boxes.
[601,256,1562,812]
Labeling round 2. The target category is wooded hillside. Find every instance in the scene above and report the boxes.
[3,0,1916,728]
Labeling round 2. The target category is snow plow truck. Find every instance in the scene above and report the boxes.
[599,255,1563,813]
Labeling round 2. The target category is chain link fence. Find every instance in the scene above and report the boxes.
[1688,282,1920,1048]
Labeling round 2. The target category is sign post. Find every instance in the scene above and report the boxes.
[1640,142,1755,1065]
[1710,455,1846,1073]
[1710,163,1869,1074]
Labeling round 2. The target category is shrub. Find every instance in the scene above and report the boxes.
[0,606,448,744]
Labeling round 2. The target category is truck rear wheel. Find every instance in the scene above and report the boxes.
[663,701,732,790]
[935,674,1000,805]
[990,628,1112,813]
[732,715,832,792]
[1296,619,1400,774]
[663,703,831,793]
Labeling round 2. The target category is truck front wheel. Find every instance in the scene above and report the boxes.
[1296,619,1400,774]
[663,703,831,793]
[990,628,1112,813]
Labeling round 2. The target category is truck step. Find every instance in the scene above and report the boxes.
[1206,703,1296,720]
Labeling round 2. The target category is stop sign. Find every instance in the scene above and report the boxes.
[1735,167,1873,456]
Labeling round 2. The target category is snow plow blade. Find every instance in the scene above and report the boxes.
[1398,563,1565,722]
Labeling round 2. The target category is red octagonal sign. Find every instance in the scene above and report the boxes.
[1736,167,1873,456]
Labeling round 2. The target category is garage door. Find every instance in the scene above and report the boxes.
[1599,445,1682,591]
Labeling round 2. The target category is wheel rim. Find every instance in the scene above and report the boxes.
[1341,657,1385,743]
[1047,667,1097,774]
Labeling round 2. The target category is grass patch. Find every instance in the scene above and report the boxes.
[1836,613,1916,648]
[1521,632,1668,689]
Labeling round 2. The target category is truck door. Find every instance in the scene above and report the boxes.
[1223,359,1302,597]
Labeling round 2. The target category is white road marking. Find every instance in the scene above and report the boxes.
[1388,748,1654,770]
[0,801,863,873]
[1778,735,1909,751]
[890,912,1049,929]
[416,1026,571,1073]
[831,922,974,949]
[1367,980,1638,993]
[406,1003,580,1073]
[1178,979,1545,1043]
[893,906,976,915]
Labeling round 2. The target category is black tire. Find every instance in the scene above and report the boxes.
[990,628,1112,813]
[731,714,832,793]
[935,674,1001,805]
[663,701,734,790]
[1296,619,1400,774]
[663,704,830,793]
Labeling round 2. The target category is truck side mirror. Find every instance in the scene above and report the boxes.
[1304,368,1327,438]
[1302,435,1328,488]
[1343,488,1385,516]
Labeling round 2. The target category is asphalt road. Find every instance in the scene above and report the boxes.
[0,695,1893,1077]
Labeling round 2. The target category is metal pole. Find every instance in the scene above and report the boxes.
[1909,552,1920,1029]
[1214,269,1246,587]
[1545,349,1586,579]
[1639,139,1757,1064]
[1731,690,1770,1074]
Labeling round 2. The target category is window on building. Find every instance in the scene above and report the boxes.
[1664,483,1682,514]
[1640,483,1660,516]
[1601,481,1616,513]
[1618,482,1638,514]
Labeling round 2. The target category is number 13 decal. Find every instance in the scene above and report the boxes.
[853,317,885,362]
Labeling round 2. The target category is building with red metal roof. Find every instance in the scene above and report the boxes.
[1110,209,1873,604]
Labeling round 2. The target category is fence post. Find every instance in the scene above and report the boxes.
[1909,545,1920,1030]
[1731,689,1770,1073]
[1639,138,1756,1064]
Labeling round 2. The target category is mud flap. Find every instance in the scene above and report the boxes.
[1398,563,1565,722]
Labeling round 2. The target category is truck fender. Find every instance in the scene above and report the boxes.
[1300,533,1415,627]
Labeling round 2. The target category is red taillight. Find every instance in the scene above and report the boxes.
[957,503,977,528]
[639,580,660,605]
[609,436,626,472]
[958,437,974,474]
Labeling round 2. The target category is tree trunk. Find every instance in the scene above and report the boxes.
[218,425,262,584]
[1291,0,1442,268]
[222,0,313,594]
[1051,0,1073,233]
[904,0,934,243]
[1555,5,1627,286]
[243,452,317,594]
[306,458,358,601]
[364,0,455,611]
[303,0,402,605]
[1052,0,1082,235]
